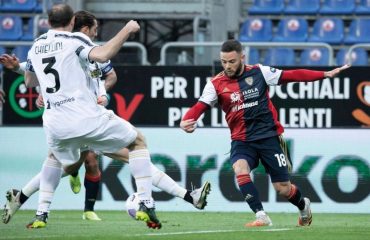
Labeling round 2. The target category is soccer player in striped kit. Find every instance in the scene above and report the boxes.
[180,39,350,227]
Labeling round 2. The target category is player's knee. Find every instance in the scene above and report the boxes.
[84,152,99,172]
[127,129,147,151]
[232,159,250,175]
[274,182,291,197]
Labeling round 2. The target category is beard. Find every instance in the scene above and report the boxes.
[224,62,244,79]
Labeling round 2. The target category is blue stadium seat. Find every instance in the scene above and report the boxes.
[272,18,308,42]
[245,48,260,64]
[299,48,330,66]
[319,0,355,15]
[336,48,368,66]
[0,15,23,40]
[36,16,50,36]
[239,18,272,42]
[21,17,34,41]
[355,0,370,14]
[344,19,370,44]
[248,0,284,15]
[0,0,36,12]
[308,18,344,44]
[263,48,295,66]
[12,45,31,62]
[284,0,320,15]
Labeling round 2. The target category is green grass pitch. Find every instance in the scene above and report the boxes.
[0,211,369,240]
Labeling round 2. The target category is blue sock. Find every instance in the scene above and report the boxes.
[237,174,264,213]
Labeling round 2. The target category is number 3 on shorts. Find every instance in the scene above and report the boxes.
[274,153,287,167]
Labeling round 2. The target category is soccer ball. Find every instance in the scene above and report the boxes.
[125,193,140,219]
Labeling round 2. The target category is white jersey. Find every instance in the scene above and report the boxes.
[27,30,107,139]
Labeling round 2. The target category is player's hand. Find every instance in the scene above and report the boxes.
[324,64,351,78]
[124,20,140,34]
[97,95,108,106]
[0,54,20,71]
[36,94,44,109]
[180,119,197,133]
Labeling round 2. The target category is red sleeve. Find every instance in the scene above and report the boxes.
[182,101,209,121]
[279,69,325,84]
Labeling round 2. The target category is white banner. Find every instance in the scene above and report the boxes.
[0,127,369,213]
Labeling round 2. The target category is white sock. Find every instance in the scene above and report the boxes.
[37,156,62,214]
[128,149,152,201]
[151,162,187,198]
[22,173,40,198]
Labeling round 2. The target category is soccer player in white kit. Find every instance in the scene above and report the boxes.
[1,10,211,228]
[24,4,162,229]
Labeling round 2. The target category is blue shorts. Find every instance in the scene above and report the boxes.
[230,136,290,182]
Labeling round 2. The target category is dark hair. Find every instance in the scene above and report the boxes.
[73,10,97,32]
[221,39,243,53]
[48,4,74,28]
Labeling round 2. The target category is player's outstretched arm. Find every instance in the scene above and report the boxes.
[324,64,351,78]
[279,64,351,84]
[89,20,140,63]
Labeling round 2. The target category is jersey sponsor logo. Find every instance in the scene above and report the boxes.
[49,97,75,108]
[230,92,242,103]
[270,67,276,73]
[242,87,259,100]
[231,100,258,112]
[245,77,253,86]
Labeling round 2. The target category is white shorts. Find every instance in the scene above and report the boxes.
[46,110,137,167]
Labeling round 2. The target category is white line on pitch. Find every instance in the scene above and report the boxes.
[134,228,292,236]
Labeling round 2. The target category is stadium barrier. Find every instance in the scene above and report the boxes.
[0,127,369,213]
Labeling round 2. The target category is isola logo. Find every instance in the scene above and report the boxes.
[9,76,43,118]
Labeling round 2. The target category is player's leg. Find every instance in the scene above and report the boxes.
[82,151,102,221]
[259,136,312,226]
[125,130,161,229]
[27,153,63,229]
[106,148,211,210]
[86,111,161,229]
[2,151,74,224]
[230,141,272,227]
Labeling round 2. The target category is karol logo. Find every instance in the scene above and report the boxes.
[9,76,43,118]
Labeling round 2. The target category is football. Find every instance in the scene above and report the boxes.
[125,192,140,219]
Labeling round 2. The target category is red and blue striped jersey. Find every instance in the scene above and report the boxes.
[199,64,284,141]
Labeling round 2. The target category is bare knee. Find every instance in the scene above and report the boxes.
[127,129,147,151]
[273,181,291,197]
[84,151,100,175]
[232,159,250,176]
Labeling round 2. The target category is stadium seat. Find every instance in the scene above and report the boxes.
[0,15,23,40]
[308,18,344,44]
[299,48,330,66]
[355,0,370,15]
[263,48,295,66]
[343,19,370,44]
[35,16,50,37]
[248,0,284,15]
[284,0,320,15]
[239,18,272,42]
[319,0,355,15]
[336,48,368,66]
[272,18,308,42]
[21,17,34,41]
[0,0,37,13]
[12,46,31,62]
[245,48,260,64]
